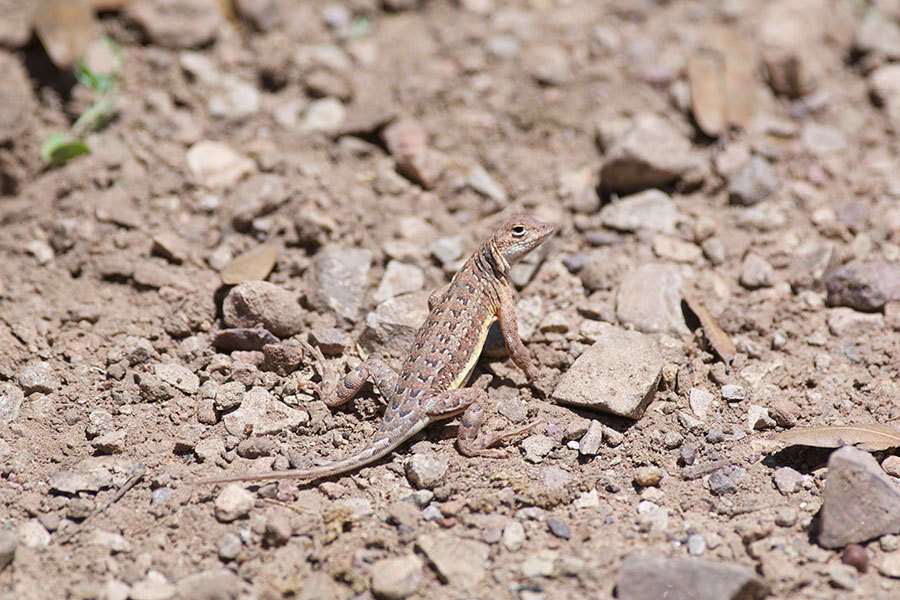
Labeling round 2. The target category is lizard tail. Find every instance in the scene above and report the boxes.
[190,437,395,485]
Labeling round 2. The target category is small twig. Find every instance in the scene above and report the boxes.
[56,465,146,545]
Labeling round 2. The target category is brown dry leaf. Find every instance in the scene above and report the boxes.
[688,49,726,137]
[688,25,758,137]
[34,0,97,68]
[220,244,280,285]
[775,425,900,451]
[91,0,132,9]
[682,292,736,364]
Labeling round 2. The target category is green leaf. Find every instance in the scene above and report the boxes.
[41,134,90,166]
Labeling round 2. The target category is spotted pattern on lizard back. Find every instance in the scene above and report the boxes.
[194,214,555,485]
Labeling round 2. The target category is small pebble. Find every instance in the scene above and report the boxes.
[882,534,900,552]
[828,562,858,591]
[883,456,900,477]
[547,518,571,540]
[634,466,664,487]
[708,470,737,495]
[663,431,683,449]
[218,532,242,561]
[721,385,746,402]
[842,544,869,573]
[775,507,798,527]
[686,534,706,555]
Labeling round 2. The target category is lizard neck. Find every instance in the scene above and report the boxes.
[474,240,509,280]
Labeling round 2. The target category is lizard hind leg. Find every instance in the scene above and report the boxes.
[423,389,531,458]
[300,341,399,407]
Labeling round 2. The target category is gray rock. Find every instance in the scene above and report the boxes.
[547,518,571,539]
[370,554,424,600]
[740,253,774,289]
[599,188,681,235]
[264,510,292,546]
[467,164,507,203]
[689,388,714,420]
[223,281,304,338]
[579,421,604,456]
[373,261,425,304]
[416,532,489,590]
[405,453,448,489]
[49,464,114,494]
[728,156,777,206]
[820,446,900,548]
[636,501,669,533]
[747,405,775,430]
[195,437,224,463]
[522,434,555,463]
[616,263,688,336]
[309,328,353,356]
[687,534,706,556]
[824,258,900,311]
[186,141,255,189]
[0,383,23,424]
[360,291,429,359]
[855,9,900,60]
[708,470,737,495]
[599,114,704,192]
[721,385,746,402]
[108,336,156,366]
[552,323,662,420]
[300,97,346,132]
[429,236,465,267]
[176,569,245,600]
[222,387,307,437]
[616,554,769,600]
[214,484,255,522]
[826,307,884,337]
[154,363,199,395]
[218,532,242,561]
[870,64,900,123]
[0,528,16,571]
[214,381,246,411]
[701,238,726,265]
[16,520,50,549]
[311,246,373,324]
[131,571,176,600]
[18,361,60,394]
[208,76,261,120]
[802,124,847,156]
[828,563,858,590]
[502,521,526,551]
[91,429,127,455]
[773,467,802,494]
[126,0,221,49]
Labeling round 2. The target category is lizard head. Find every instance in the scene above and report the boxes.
[491,215,556,266]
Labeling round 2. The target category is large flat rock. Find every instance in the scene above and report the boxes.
[819,446,900,548]
[552,323,662,419]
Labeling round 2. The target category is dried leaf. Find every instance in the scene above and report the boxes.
[34,0,97,68]
[220,244,279,285]
[775,425,900,451]
[682,292,736,364]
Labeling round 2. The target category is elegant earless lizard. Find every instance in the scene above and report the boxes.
[196,215,555,484]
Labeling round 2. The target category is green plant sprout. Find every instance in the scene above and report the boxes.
[41,36,122,167]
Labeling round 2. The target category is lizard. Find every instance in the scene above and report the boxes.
[195,214,556,485]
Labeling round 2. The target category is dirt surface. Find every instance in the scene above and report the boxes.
[2,0,900,598]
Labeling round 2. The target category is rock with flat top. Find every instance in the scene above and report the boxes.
[552,323,662,419]
[820,446,900,548]
[616,554,769,600]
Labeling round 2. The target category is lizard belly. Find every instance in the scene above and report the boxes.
[448,315,495,390]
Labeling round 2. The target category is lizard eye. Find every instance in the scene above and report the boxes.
[511,225,526,237]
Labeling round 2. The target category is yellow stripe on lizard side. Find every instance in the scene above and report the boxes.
[449,315,496,390]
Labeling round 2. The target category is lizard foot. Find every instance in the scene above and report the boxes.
[482,419,544,448]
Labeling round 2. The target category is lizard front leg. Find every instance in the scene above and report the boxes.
[301,341,398,407]
[422,389,539,457]
[497,283,539,383]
